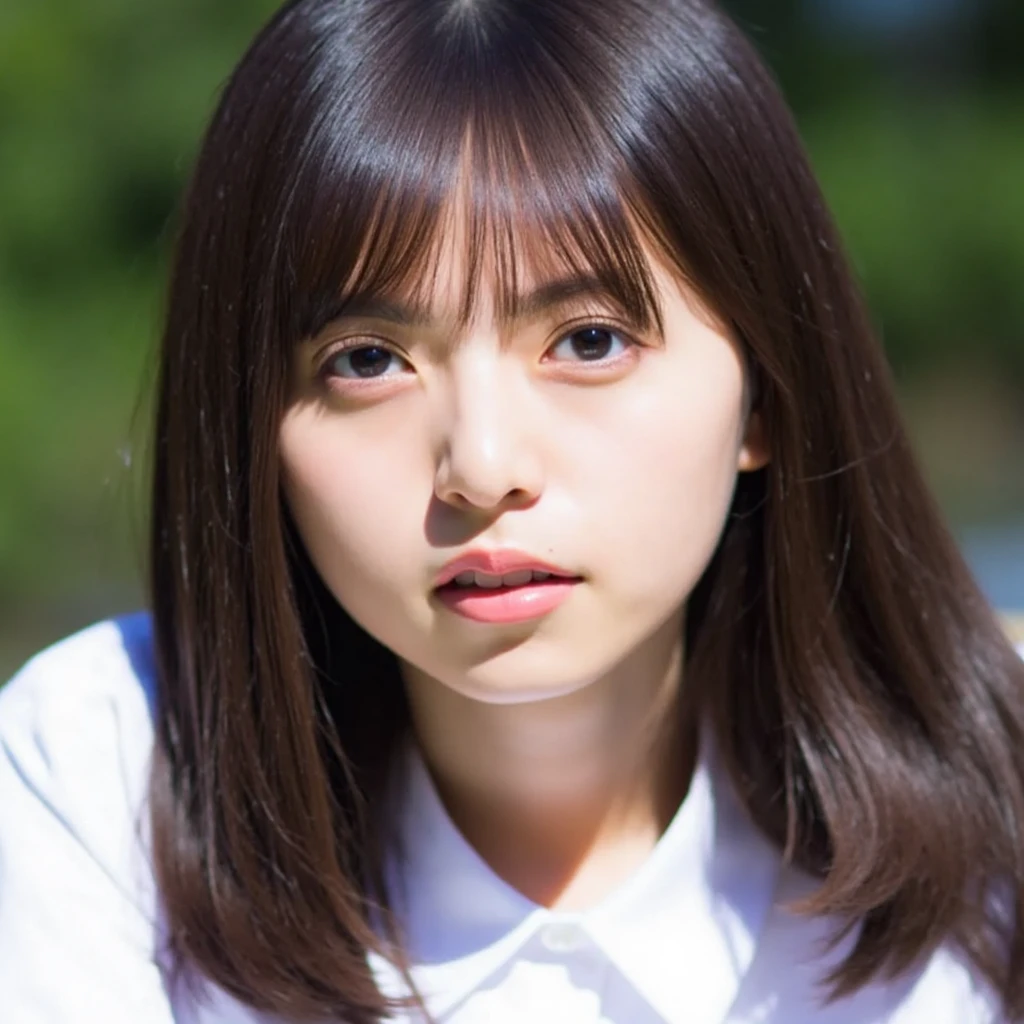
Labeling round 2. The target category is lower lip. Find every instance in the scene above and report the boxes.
[434,579,580,623]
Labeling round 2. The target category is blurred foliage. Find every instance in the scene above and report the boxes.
[0,0,1022,673]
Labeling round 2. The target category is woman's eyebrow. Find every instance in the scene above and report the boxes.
[327,295,430,327]
[512,275,627,321]
[315,274,632,334]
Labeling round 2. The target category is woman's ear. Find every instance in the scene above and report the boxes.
[738,408,770,471]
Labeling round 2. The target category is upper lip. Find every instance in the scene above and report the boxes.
[433,549,579,589]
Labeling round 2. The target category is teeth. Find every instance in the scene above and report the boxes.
[449,568,562,588]
[502,569,534,586]
[474,572,504,589]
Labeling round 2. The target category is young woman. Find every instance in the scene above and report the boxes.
[2,0,1022,1021]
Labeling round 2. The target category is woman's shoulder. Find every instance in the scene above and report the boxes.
[0,611,157,740]
[0,612,158,868]
[734,860,1009,1023]
[0,616,186,1021]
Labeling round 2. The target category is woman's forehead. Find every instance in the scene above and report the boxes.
[286,120,680,348]
[329,196,667,332]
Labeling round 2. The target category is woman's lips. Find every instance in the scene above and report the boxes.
[432,548,577,589]
[434,575,581,624]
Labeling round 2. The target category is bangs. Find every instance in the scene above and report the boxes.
[264,9,665,346]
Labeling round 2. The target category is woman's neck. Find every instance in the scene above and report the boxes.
[401,614,697,910]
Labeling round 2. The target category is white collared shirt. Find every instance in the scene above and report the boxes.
[0,614,1015,1022]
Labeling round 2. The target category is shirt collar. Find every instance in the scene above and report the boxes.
[381,726,784,1023]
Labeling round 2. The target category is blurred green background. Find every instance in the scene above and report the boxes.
[1,0,1022,679]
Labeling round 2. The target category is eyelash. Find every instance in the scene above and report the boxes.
[314,320,643,387]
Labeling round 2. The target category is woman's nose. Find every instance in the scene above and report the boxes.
[432,364,544,514]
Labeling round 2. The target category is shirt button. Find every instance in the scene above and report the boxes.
[539,921,588,953]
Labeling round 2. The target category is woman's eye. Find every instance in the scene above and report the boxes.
[323,344,411,380]
[547,325,632,363]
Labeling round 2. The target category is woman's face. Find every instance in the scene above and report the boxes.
[280,231,767,704]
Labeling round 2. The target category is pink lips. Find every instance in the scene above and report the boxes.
[432,549,582,624]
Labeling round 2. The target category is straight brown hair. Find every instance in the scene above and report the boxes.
[148,0,1024,1020]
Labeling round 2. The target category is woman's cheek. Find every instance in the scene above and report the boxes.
[589,374,746,605]
[280,419,396,586]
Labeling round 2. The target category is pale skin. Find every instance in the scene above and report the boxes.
[280,216,769,911]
